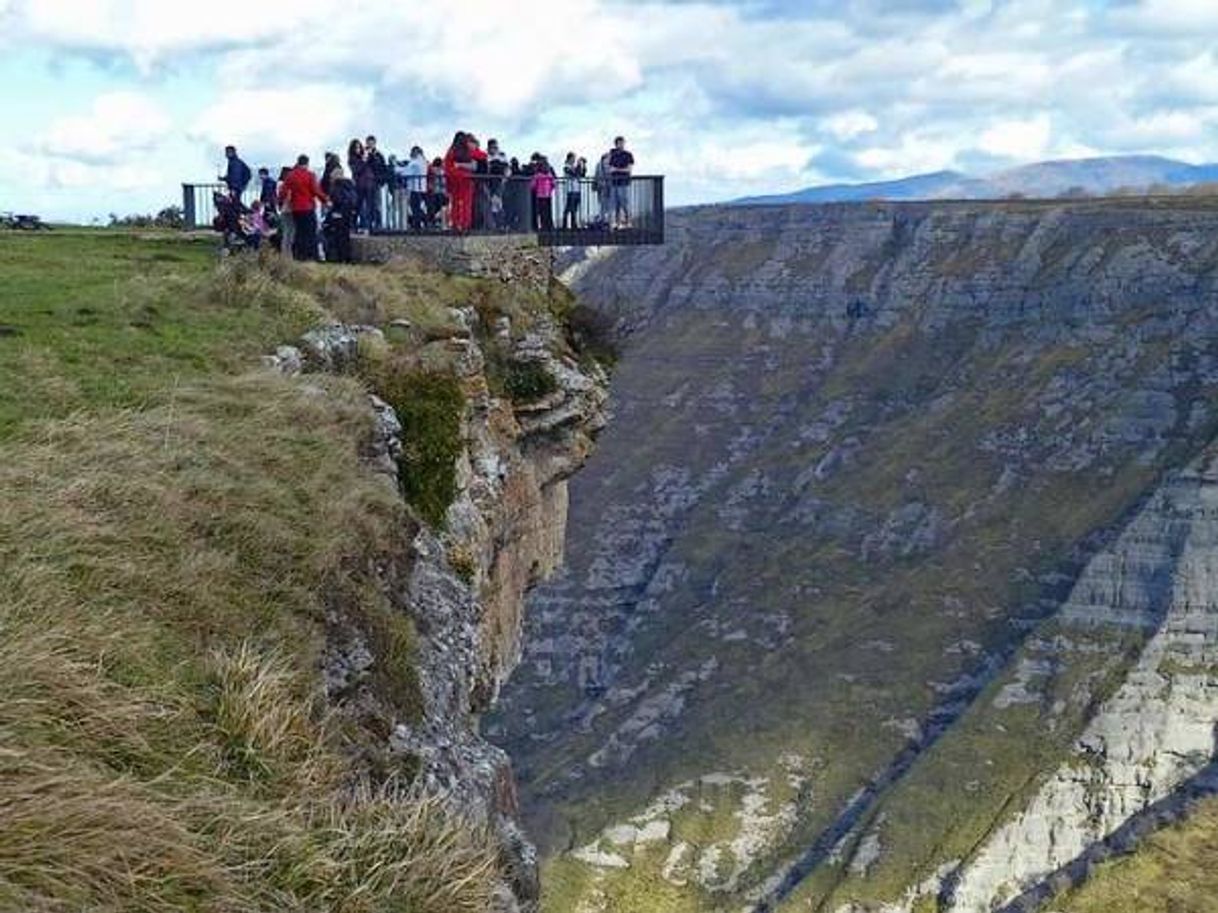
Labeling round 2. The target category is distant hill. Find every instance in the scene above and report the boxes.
[734,155,1218,205]
[732,170,980,205]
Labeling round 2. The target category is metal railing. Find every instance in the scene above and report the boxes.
[377,174,664,245]
[182,183,265,231]
[182,175,664,246]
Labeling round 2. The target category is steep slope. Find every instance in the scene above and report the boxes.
[1052,795,1218,913]
[490,199,1218,912]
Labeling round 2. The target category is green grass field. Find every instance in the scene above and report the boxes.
[0,233,517,912]
[0,232,301,437]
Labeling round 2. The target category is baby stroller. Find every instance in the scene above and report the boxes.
[211,192,252,254]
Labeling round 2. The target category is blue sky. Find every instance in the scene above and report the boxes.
[2,0,1218,221]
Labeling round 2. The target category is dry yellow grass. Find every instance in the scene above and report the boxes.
[0,242,513,911]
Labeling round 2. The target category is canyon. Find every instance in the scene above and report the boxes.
[487,199,1218,911]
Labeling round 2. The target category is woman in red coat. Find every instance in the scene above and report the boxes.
[444,131,476,232]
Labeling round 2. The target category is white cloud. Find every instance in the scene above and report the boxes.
[1108,0,1218,34]
[958,0,993,20]
[190,84,376,167]
[978,114,1053,160]
[824,111,879,142]
[17,0,329,68]
[38,91,172,164]
[855,132,960,177]
[0,143,168,216]
[7,0,1218,216]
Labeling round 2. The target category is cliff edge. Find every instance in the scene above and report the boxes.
[0,237,606,913]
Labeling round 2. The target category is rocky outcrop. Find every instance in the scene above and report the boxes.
[945,451,1218,912]
[270,309,608,911]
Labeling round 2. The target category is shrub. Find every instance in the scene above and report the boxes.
[107,206,185,230]
[502,359,559,403]
[449,544,478,584]
[374,370,465,527]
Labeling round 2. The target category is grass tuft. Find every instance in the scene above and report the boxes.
[204,644,330,788]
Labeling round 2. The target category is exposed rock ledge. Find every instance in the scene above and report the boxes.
[266,308,608,911]
[944,449,1218,913]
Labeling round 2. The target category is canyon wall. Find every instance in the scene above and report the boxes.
[492,200,1218,912]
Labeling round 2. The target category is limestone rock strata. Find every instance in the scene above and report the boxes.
[495,200,1218,912]
[945,453,1218,912]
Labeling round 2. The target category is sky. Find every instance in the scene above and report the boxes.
[2,0,1218,221]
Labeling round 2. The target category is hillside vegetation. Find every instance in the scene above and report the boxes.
[0,233,559,911]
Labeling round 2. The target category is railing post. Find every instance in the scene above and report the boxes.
[182,184,196,230]
[655,176,665,243]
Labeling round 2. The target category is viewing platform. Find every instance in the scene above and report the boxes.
[182,174,665,247]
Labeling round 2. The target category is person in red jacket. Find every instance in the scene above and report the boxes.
[277,154,330,261]
[444,131,477,232]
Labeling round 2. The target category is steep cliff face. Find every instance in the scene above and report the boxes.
[490,200,1218,912]
[276,304,608,910]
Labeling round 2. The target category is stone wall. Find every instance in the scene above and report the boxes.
[353,234,555,291]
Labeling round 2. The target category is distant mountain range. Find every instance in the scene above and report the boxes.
[732,155,1218,205]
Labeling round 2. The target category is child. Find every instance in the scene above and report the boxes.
[244,201,270,250]
[530,158,556,232]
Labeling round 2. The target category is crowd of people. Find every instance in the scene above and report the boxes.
[213,132,637,262]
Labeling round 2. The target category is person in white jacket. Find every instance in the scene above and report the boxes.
[394,146,429,230]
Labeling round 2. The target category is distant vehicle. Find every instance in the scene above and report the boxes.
[0,213,52,230]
